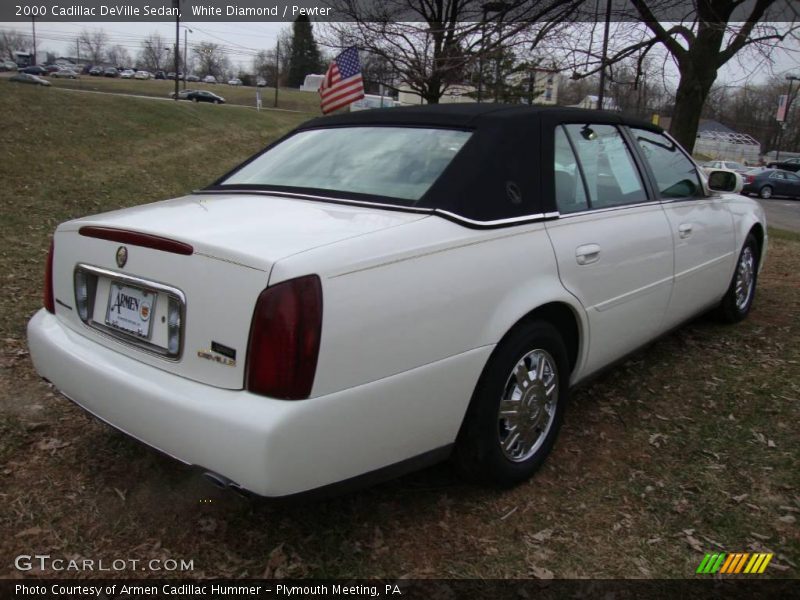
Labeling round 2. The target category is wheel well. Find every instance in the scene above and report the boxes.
[749,223,765,261]
[506,302,580,375]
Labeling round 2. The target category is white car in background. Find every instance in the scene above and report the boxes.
[202,75,217,84]
[120,69,136,79]
[134,70,152,80]
[228,78,242,86]
[28,105,767,498]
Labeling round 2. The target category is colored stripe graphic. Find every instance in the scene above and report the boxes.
[698,552,773,575]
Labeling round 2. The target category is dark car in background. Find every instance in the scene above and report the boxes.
[742,169,800,199]
[21,66,48,76]
[180,90,225,104]
[89,66,102,76]
[9,73,51,86]
[766,157,800,172]
[103,67,119,77]
[155,70,166,80]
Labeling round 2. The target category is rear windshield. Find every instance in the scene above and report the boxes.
[218,126,472,202]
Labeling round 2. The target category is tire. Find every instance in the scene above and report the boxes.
[714,233,759,323]
[455,320,569,487]
[214,100,220,104]
[759,185,773,199]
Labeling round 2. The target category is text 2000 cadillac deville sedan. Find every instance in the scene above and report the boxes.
[28,105,766,497]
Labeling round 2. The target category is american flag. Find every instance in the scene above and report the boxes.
[319,47,365,114]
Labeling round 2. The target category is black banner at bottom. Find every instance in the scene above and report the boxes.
[2,579,798,600]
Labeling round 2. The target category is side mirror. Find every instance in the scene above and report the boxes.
[707,170,743,194]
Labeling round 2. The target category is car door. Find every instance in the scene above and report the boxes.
[545,123,674,377]
[629,128,736,328]
[784,171,800,197]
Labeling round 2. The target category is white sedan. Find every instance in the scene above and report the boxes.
[28,105,767,498]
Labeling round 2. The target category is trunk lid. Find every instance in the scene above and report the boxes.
[52,193,427,389]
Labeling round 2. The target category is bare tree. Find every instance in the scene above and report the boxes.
[193,42,230,79]
[139,33,170,72]
[107,45,132,68]
[567,1,799,152]
[78,29,108,65]
[323,0,582,104]
[0,30,28,61]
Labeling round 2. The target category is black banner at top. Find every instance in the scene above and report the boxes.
[1,0,798,22]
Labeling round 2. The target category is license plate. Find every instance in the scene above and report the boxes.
[105,282,157,339]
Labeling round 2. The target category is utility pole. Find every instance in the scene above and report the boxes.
[775,75,799,162]
[173,0,180,101]
[182,27,192,90]
[274,39,280,108]
[597,0,612,110]
[31,17,37,65]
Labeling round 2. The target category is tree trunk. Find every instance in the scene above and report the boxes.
[667,27,725,154]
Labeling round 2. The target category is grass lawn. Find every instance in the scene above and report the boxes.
[0,85,798,579]
[0,72,324,113]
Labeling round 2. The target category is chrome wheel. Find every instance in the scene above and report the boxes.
[497,349,558,462]
[759,186,772,199]
[735,246,755,311]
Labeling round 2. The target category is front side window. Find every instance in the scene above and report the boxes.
[219,126,472,203]
[632,128,702,199]
[562,123,648,209]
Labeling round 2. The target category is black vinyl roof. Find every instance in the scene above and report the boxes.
[211,104,668,227]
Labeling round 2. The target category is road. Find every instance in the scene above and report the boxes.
[757,197,800,233]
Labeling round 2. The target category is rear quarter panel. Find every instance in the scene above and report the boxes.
[270,216,588,399]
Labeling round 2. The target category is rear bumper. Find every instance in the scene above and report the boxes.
[27,310,489,496]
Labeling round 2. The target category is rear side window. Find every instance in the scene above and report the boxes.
[632,128,702,199]
[554,127,589,213]
[562,124,648,209]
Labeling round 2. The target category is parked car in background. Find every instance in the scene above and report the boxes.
[21,66,48,76]
[120,69,136,79]
[134,70,152,80]
[228,78,242,86]
[183,90,225,104]
[701,160,749,175]
[51,69,80,79]
[256,78,267,87]
[766,157,800,172]
[44,65,61,74]
[202,75,217,84]
[186,74,200,82]
[9,73,51,86]
[89,66,102,76]
[742,169,800,199]
[155,71,166,80]
[28,105,766,498]
[103,67,119,77]
[1,60,18,71]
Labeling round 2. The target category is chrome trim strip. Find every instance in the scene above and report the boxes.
[74,263,186,361]
[193,190,561,228]
[548,200,662,219]
[432,209,557,228]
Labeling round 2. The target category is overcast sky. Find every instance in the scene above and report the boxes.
[1,20,797,86]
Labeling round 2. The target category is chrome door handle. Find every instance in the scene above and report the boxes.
[678,223,693,238]
[575,244,601,265]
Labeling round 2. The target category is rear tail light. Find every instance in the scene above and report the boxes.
[745,175,755,184]
[246,275,322,400]
[43,239,55,313]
